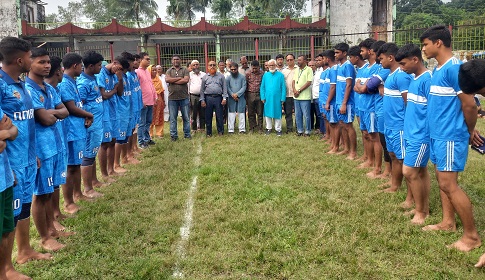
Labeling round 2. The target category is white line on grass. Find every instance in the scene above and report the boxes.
[173,140,202,278]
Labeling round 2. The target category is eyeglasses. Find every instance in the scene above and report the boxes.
[268,64,276,67]
[230,68,237,71]
[286,59,294,61]
[208,64,216,66]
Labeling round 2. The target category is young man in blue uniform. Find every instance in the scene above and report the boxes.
[60,53,94,210]
[44,56,71,233]
[396,44,432,225]
[348,46,369,165]
[321,50,338,146]
[420,25,481,252]
[377,43,413,208]
[96,59,124,182]
[0,38,53,271]
[77,51,104,199]
[334,43,357,159]
[457,59,485,266]
[26,48,69,252]
[127,54,142,162]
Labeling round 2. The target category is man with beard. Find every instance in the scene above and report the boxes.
[189,60,206,132]
[261,59,286,136]
[200,61,227,136]
[282,54,298,133]
[226,62,247,134]
[246,60,265,133]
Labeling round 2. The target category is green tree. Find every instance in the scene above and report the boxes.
[114,0,159,27]
[211,0,232,19]
[166,0,207,22]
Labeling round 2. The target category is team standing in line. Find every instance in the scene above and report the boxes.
[1,24,485,279]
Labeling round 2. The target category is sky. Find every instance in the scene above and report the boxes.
[41,0,312,21]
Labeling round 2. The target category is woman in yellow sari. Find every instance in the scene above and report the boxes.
[148,65,165,138]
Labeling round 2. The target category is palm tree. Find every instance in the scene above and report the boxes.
[166,0,209,24]
[114,0,159,28]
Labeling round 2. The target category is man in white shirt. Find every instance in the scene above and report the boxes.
[311,55,325,135]
[189,60,206,131]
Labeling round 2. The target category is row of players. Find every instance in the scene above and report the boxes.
[0,36,151,279]
[315,25,485,266]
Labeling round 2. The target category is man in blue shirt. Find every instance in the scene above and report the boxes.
[457,60,485,267]
[26,48,69,252]
[59,53,94,210]
[127,54,143,161]
[420,25,481,252]
[77,51,104,199]
[321,50,338,146]
[348,46,369,166]
[396,44,432,225]
[44,56,72,234]
[0,38,53,273]
[96,59,124,183]
[200,61,227,136]
[334,43,357,159]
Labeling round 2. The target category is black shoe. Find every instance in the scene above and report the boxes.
[148,140,156,145]
[140,143,148,149]
[239,131,246,134]
[276,131,282,136]
[185,135,192,139]
[171,137,177,142]
[265,129,271,135]
[304,133,310,137]
[297,132,303,136]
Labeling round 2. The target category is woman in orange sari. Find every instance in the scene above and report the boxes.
[148,65,165,138]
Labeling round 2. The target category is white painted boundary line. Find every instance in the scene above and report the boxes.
[173,141,202,278]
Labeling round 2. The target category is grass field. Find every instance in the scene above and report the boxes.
[14,119,485,279]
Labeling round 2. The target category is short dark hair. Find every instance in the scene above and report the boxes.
[251,60,259,67]
[298,55,308,61]
[371,40,386,53]
[62,53,83,69]
[218,60,225,65]
[316,52,324,58]
[395,44,422,62]
[276,54,284,59]
[334,43,349,53]
[0,37,31,65]
[359,38,376,50]
[377,43,399,57]
[172,54,181,60]
[31,48,49,58]
[230,62,239,69]
[348,46,363,59]
[459,59,485,94]
[47,56,62,78]
[121,51,135,62]
[139,52,149,58]
[420,25,451,48]
[133,54,141,60]
[114,56,130,70]
[322,50,335,61]
[82,50,104,67]
[286,53,295,59]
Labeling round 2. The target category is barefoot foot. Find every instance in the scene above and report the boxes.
[400,200,414,209]
[84,189,104,198]
[114,166,127,174]
[422,223,456,232]
[53,221,65,232]
[16,249,53,264]
[475,253,485,267]
[41,238,65,251]
[447,238,481,252]
[92,180,106,188]
[5,267,31,280]
[64,203,80,214]
[410,213,429,225]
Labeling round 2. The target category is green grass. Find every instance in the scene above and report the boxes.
[15,119,485,279]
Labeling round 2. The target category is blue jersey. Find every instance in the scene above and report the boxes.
[336,60,355,105]
[360,62,380,112]
[375,66,391,117]
[96,66,118,122]
[59,74,87,141]
[404,71,432,141]
[0,108,14,192]
[355,62,369,111]
[128,71,142,114]
[77,72,103,130]
[326,65,338,105]
[318,68,330,106]
[26,78,62,160]
[52,85,67,152]
[117,74,132,117]
[428,57,467,141]
[0,70,36,169]
[383,68,412,130]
